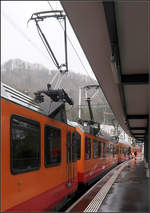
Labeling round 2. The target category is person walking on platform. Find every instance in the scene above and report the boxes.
[134,151,137,160]
[131,152,134,159]
[128,147,131,159]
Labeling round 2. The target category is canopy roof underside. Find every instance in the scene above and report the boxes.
[62,1,149,142]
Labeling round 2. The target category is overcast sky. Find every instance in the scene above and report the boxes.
[1,1,96,79]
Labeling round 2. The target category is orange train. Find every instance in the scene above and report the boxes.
[74,126,119,184]
[0,83,142,212]
[1,83,78,212]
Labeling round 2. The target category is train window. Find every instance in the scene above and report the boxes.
[124,148,127,156]
[125,148,128,156]
[93,140,100,158]
[125,148,127,155]
[106,143,110,153]
[123,148,125,155]
[10,115,40,174]
[106,144,108,153]
[121,147,125,155]
[72,132,81,160]
[122,148,124,154]
[45,125,61,167]
[85,137,91,160]
[113,144,118,155]
[67,132,71,163]
[116,145,118,154]
[128,147,131,154]
[109,144,113,153]
[102,143,105,159]
[72,133,78,162]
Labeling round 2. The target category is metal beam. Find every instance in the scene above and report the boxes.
[136,140,144,143]
[133,133,146,135]
[103,1,130,133]
[127,114,148,119]
[130,127,147,130]
[102,1,118,52]
[134,136,144,138]
[121,74,149,85]
[134,137,145,140]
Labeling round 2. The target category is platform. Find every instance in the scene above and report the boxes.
[66,157,150,212]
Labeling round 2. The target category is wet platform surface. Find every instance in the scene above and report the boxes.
[66,157,150,212]
[98,158,150,212]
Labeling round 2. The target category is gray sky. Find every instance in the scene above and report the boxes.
[1,1,96,79]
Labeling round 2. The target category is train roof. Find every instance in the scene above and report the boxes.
[1,82,44,113]
[118,140,131,146]
[0,83,78,126]
[68,121,132,146]
[67,120,118,143]
[67,120,85,131]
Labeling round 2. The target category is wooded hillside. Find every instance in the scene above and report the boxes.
[2,58,115,124]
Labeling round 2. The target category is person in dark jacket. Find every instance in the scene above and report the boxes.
[134,151,137,160]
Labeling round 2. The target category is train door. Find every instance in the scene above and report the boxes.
[66,130,79,187]
[66,131,72,187]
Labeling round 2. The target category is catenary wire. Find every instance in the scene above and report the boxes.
[2,11,52,65]
[47,1,96,83]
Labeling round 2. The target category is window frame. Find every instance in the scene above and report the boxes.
[93,140,100,159]
[84,136,91,160]
[99,141,101,158]
[113,144,117,155]
[10,114,41,175]
[72,132,81,161]
[44,124,61,168]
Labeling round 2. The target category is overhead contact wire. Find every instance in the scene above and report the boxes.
[47,1,95,83]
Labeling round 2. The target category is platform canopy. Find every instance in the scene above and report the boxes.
[62,1,149,142]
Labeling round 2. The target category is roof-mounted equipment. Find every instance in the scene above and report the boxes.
[34,84,73,123]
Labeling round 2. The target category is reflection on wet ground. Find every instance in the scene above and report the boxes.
[98,158,149,212]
